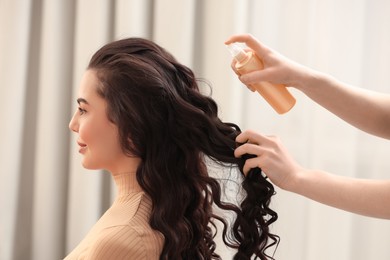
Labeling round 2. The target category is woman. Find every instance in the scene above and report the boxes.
[226,33,390,219]
[66,37,278,259]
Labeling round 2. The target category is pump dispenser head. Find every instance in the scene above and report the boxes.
[226,43,248,63]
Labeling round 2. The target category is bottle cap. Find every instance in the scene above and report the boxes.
[226,43,248,63]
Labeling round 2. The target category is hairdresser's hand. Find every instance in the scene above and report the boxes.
[234,130,303,191]
[225,34,312,91]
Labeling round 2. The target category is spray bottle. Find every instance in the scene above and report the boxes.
[226,43,296,114]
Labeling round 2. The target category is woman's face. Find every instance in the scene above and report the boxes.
[69,70,139,174]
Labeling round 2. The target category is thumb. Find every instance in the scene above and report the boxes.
[239,69,275,85]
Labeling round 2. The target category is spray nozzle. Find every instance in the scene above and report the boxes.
[226,43,248,63]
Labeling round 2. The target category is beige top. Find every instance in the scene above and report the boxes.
[64,173,164,260]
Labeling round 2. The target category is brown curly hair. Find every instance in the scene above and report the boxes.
[88,37,279,260]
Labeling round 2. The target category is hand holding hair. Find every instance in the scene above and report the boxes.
[234,130,302,191]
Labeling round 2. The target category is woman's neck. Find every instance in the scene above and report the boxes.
[113,172,143,197]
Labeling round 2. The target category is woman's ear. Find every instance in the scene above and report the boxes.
[125,137,138,157]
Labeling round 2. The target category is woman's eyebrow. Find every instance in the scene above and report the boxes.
[77,98,89,105]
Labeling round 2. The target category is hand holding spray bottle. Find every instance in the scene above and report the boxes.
[226,43,296,114]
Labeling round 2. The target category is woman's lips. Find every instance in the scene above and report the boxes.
[77,141,87,153]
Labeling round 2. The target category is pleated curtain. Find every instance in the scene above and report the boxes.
[1,0,390,259]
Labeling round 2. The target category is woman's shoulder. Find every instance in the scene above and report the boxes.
[85,225,148,259]
[86,219,163,259]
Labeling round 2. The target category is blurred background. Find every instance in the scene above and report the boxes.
[1,0,390,259]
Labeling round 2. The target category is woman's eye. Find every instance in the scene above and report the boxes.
[78,107,87,115]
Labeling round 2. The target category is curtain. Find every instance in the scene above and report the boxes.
[1,0,390,259]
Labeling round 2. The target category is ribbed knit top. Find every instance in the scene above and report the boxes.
[64,173,164,259]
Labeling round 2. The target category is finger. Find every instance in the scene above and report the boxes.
[234,74,257,92]
[230,62,257,92]
[234,143,264,158]
[225,34,270,57]
[235,73,256,91]
[238,81,256,92]
[242,157,263,175]
[229,65,257,92]
[235,130,270,145]
[240,69,274,85]
[235,131,251,144]
[246,84,256,92]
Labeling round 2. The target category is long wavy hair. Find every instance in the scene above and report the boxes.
[88,37,279,259]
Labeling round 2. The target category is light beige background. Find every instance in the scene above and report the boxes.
[1,0,390,259]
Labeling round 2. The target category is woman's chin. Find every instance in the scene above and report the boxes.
[81,159,101,170]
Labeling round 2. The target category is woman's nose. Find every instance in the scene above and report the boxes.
[69,112,79,133]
